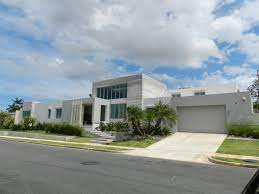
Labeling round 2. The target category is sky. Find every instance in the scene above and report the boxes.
[0,0,259,110]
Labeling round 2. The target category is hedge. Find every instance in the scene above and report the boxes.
[228,123,259,139]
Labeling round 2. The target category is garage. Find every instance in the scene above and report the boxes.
[177,105,227,134]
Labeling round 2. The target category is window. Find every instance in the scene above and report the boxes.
[48,109,51,119]
[110,104,127,119]
[23,111,31,118]
[56,108,62,119]
[96,84,127,99]
[172,93,181,97]
[194,91,206,96]
[100,105,106,122]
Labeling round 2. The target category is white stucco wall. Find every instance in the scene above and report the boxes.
[168,84,238,97]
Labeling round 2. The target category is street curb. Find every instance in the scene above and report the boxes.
[208,156,259,169]
[0,137,128,153]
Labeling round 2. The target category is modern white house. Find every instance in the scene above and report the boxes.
[15,74,254,134]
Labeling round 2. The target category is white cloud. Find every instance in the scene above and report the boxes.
[211,16,243,43]
[238,33,259,64]
[1,0,259,101]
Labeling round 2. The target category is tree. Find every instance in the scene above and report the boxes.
[6,98,24,113]
[127,106,145,136]
[248,70,259,111]
[127,101,177,137]
[153,101,177,129]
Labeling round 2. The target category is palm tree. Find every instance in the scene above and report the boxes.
[6,98,24,113]
[127,106,145,136]
[13,98,24,106]
[144,108,155,134]
[153,101,177,130]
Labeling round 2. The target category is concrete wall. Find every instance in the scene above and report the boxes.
[15,102,63,124]
[143,92,253,132]
[168,83,238,97]
[142,74,168,99]
[32,102,62,123]
[92,98,110,129]
[172,92,253,124]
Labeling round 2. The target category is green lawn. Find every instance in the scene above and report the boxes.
[0,128,11,131]
[109,138,159,148]
[68,137,94,143]
[212,156,259,166]
[217,139,259,157]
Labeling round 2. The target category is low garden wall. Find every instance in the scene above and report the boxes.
[0,131,74,141]
[107,131,132,142]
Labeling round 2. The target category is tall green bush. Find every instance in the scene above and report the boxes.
[228,123,259,139]
[2,115,14,129]
[23,117,37,130]
[45,123,84,136]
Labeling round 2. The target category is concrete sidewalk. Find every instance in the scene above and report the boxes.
[125,132,227,163]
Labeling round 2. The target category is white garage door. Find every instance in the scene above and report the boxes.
[177,106,227,134]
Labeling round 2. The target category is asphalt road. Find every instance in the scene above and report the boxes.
[0,140,255,194]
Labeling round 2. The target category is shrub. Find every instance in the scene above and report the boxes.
[45,123,84,136]
[23,117,37,130]
[153,127,172,136]
[228,123,259,139]
[100,122,129,132]
[2,115,14,129]
[12,124,24,131]
[0,112,9,127]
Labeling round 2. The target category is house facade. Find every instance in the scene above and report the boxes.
[15,74,254,134]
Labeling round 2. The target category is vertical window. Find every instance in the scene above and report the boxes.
[48,109,51,119]
[115,85,120,98]
[110,104,127,119]
[108,87,111,99]
[97,88,101,98]
[112,86,116,99]
[23,111,31,118]
[100,105,106,121]
[56,108,62,119]
[124,84,127,98]
[100,88,104,98]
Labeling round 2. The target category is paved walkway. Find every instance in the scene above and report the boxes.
[125,132,227,163]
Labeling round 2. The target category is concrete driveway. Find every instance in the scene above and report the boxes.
[126,132,227,163]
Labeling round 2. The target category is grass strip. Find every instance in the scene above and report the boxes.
[212,156,259,167]
[0,137,128,152]
[217,139,259,157]
[108,138,159,148]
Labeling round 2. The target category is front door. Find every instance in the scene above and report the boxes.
[83,105,92,125]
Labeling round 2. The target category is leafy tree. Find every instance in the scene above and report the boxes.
[6,98,24,113]
[248,70,259,111]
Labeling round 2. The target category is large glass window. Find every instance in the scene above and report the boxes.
[23,111,31,118]
[56,108,62,119]
[97,84,127,99]
[110,104,127,119]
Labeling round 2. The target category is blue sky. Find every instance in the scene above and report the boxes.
[0,0,259,110]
